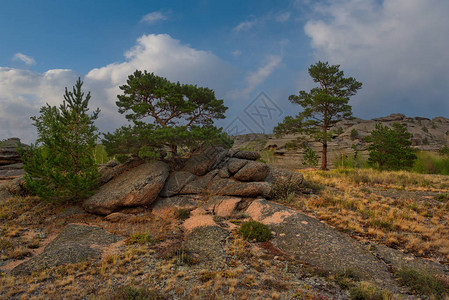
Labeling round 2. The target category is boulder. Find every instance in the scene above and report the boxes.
[0,176,27,196]
[373,113,406,122]
[232,150,260,160]
[233,161,269,181]
[152,195,203,214]
[159,171,197,197]
[266,166,304,185]
[182,147,227,176]
[208,177,271,198]
[98,158,144,186]
[227,158,248,174]
[83,161,170,215]
[217,167,231,178]
[12,224,122,275]
[206,196,242,217]
[179,170,218,194]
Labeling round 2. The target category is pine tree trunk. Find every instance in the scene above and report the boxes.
[321,142,328,170]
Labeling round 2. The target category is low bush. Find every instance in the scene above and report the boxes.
[239,220,272,242]
[113,285,165,300]
[174,208,191,221]
[396,268,448,297]
[412,151,449,175]
[125,232,152,245]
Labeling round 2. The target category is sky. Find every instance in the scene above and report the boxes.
[1,0,449,143]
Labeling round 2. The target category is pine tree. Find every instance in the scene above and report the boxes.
[20,78,100,202]
[103,70,232,163]
[366,123,417,170]
[274,61,362,170]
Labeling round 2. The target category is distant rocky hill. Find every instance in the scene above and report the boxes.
[232,114,449,169]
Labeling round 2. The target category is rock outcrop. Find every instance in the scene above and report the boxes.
[83,161,170,215]
[0,138,25,180]
[80,147,303,216]
[12,224,122,275]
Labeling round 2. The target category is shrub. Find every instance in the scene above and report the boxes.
[349,282,385,300]
[422,126,428,133]
[412,151,449,175]
[125,232,152,245]
[270,180,300,203]
[439,145,449,156]
[174,208,191,221]
[350,128,359,140]
[239,220,272,242]
[285,140,299,151]
[396,268,448,297]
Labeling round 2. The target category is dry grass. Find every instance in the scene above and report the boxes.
[0,194,346,299]
[292,168,449,261]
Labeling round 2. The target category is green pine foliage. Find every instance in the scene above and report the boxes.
[274,61,362,170]
[302,148,319,167]
[366,123,417,170]
[103,70,232,162]
[19,78,100,203]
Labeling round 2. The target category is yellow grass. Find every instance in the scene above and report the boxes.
[294,168,449,261]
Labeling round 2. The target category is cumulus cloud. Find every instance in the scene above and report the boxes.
[304,0,449,118]
[140,11,168,24]
[13,53,35,66]
[1,34,235,143]
[0,67,79,142]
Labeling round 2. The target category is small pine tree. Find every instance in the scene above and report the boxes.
[20,78,100,202]
[302,148,319,167]
[366,123,416,170]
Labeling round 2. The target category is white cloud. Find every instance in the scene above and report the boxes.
[231,55,282,98]
[13,53,35,66]
[232,50,242,57]
[140,11,168,24]
[233,20,257,32]
[304,0,449,118]
[276,12,291,23]
[0,67,79,142]
[1,34,235,143]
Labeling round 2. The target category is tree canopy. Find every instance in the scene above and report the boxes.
[20,78,100,202]
[103,70,232,163]
[274,61,362,170]
[366,123,417,170]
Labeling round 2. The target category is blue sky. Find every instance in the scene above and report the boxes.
[1,0,449,143]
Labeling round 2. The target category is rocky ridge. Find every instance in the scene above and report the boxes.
[233,114,449,168]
